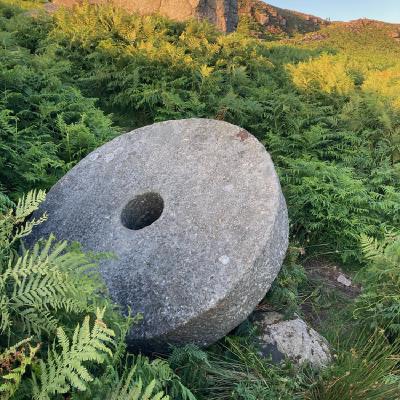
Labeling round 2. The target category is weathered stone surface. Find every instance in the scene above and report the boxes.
[27,119,288,352]
[200,0,239,33]
[238,0,328,37]
[254,312,331,367]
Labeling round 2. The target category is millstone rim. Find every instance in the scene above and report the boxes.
[27,119,289,351]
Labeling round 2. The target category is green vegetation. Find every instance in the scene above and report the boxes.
[354,232,400,334]
[295,20,400,69]
[0,191,195,399]
[1,1,400,398]
[0,3,118,200]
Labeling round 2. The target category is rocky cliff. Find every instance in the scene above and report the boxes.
[238,0,329,36]
[50,0,328,35]
[51,0,239,32]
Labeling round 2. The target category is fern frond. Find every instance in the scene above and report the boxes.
[0,295,10,333]
[360,234,383,260]
[360,232,399,269]
[13,214,48,243]
[1,235,103,335]
[0,193,13,213]
[109,372,170,400]
[355,232,400,332]
[32,310,115,399]
[0,190,47,255]
[15,190,46,222]
[0,338,39,400]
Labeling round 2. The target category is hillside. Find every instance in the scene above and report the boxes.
[293,19,400,67]
[48,0,327,35]
[1,0,400,399]
[238,0,329,37]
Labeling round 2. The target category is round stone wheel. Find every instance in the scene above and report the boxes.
[27,119,288,352]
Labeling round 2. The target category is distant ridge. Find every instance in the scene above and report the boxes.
[50,0,240,32]
[48,0,328,35]
[47,0,400,40]
[238,0,329,36]
[296,18,400,46]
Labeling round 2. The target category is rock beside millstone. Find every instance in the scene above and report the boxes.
[26,119,288,353]
[253,312,331,367]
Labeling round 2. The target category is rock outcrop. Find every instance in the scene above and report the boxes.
[52,0,239,32]
[50,0,328,35]
[26,119,289,352]
[253,311,331,367]
[238,0,329,36]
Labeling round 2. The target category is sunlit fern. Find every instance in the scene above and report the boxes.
[32,308,114,399]
[0,191,104,336]
[108,366,170,400]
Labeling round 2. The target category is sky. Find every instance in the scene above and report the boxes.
[267,1,400,23]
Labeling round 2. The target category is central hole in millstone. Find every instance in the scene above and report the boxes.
[121,192,164,230]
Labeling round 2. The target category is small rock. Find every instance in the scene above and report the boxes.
[254,312,331,367]
[337,273,352,287]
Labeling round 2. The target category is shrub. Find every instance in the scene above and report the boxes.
[362,67,400,109]
[353,232,400,335]
[0,190,107,338]
[287,54,355,95]
[0,5,118,199]
[278,158,386,262]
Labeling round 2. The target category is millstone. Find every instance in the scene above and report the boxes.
[28,119,288,352]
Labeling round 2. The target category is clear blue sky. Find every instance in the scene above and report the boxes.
[267,1,400,23]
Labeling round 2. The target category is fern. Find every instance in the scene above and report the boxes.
[354,232,400,333]
[266,246,307,317]
[32,308,114,399]
[0,234,105,336]
[14,190,46,222]
[0,338,39,400]
[0,189,47,262]
[0,193,13,213]
[0,190,194,399]
[131,355,197,400]
[108,366,169,400]
[360,232,400,267]
[0,191,107,337]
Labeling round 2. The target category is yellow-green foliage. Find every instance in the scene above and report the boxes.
[362,67,400,109]
[0,0,43,10]
[108,366,170,400]
[288,20,400,106]
[51,2,272,77]
[295,21,400,69]
[287,54,354,95]
[32,308,115,399]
